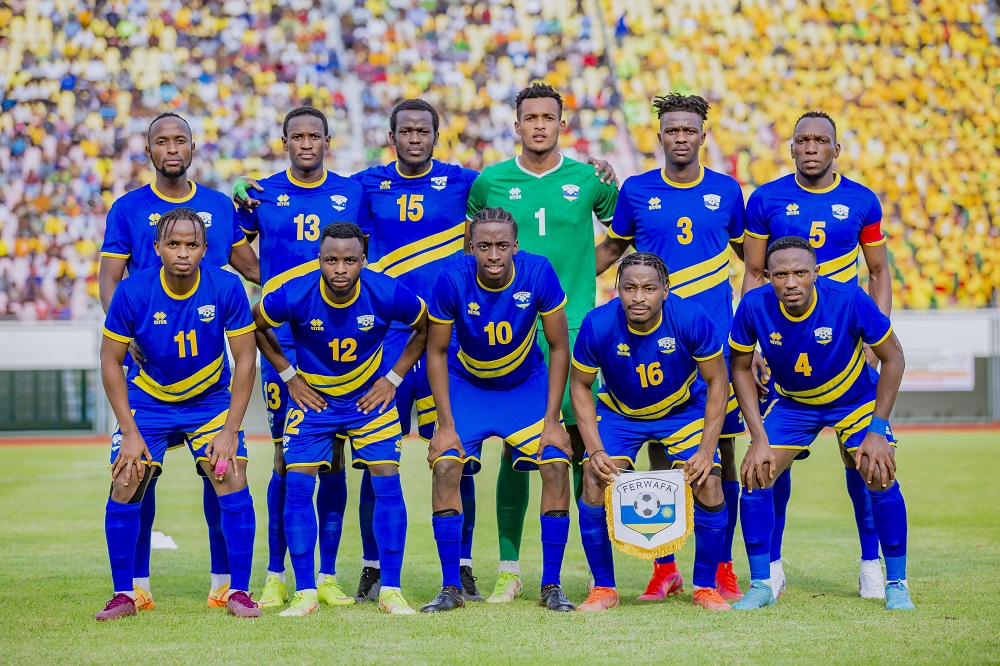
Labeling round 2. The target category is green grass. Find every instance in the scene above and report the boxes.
[0,432,998,664]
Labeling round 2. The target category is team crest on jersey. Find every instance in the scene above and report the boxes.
[769,332,782,346]
[277,194,290,207]
[357,315,375,332]
[513,291,532,309]
[648,197,661,210]
[616,343,630,356]
[785,203,799,216]
[111,432,122,454]
[331,195,348,211]
[148,213,161,226]
[197,305,216,322]
[561,184,580,202]
[658,337,676,354]
[467,302,481,316]
[509,188,522,200]
[431,176,448,191]
[380,180,392,190]
[197,211,213,228]
[703,194,721,211]
[153,311,167,325]
[310,319,324,331]
[831,204,849,220]
[814,327,833,344]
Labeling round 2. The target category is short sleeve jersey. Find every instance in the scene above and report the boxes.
[103,265,255,403]
[466,155,618,328]
[574,296,723,420]
[102,182,247,273]
[610,166,745,332]
[730,276,893,406]
[744,173,884,283]
[429,252,567,390]
[258,268,425,408]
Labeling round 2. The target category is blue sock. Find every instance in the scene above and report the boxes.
[740,486,775,581]
[217,487,255,592]
[460,475,476,562]
[371,475,407,588]
[539,513,569,588]
[317,469,347,576]
[846,468,881,560]
[284,472,318,591]
[202,476,229,575]
[359,469,379,563]
[105,498,141,592]
[721,480,739,563]
[133,476,157,580]
[868,482,908,582]
[266,471,287,573]
[655,553,675,565]
[693,504,727,588]
[578,500,615,588]
[432,514,463,589]
[771,468,792,562]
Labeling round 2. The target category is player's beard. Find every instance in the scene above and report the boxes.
[154,159,189,180]
[398,152,432,173]
[799,160,832,182]
[327,278,357,299]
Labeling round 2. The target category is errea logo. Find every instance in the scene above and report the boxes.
[148,213,161,226]
[331,195,348,211]
[785,203,799,216]
[357,315,375,332]
[616,343,630,356]
[513,291,532,309]
[310,319,324,331]
[769,332,782,346]
[467,302,481,316]
[648,197,661,210]
[509,188,522,200]
[153,311,167,325]
[380,180,392,190]
[277,194,290,207]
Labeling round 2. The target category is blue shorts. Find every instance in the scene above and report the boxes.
[762,393,897,459]
[110,388,247,474]
[584,400,721,469]
[282,400,404,470]
[260,330,298,446]
[380,327,435,441]
[437,368,569,474]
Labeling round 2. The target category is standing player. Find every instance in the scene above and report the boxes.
[741,111,892,598]
[465,83,619,602]
[96,208,258,620]
[422,207,575,613]
[729,236,913,611]
[236,107,367,608]
[252,222,427,616]
[571,253,732,612]
[595,93,756,602]
[98,112,260,611]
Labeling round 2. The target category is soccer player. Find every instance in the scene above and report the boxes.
[465,82,619,602]
[236,107,367,608]
[595,93,757,602]
[98,112,260,611]
[252,222,427,616]
[570,252,733,612]
[741,111,892,598]
[96,208,258,620]
[729,236,912,611]
[422,207,575,613]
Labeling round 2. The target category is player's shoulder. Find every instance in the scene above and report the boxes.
[201,263,244,288]
[702,167,743,194]
[436,253,476,281]
[476,158,517,181]
[749,173,796,200]
[664,292,710,322]
[321,169,364,193]
[582,299,621,329]
[621,168,660,192]
[817,274,864,300]
[190,182,233,206]
[835,173,879,200]
[739,283,775,311]
[360,267,399,295]
[118,265,161,293]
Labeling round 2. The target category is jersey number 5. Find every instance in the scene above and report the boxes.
[809,221,826,248]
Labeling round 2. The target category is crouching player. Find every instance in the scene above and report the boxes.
[422,206,575,613]
[570,252,732,612]
[252,222,428,616]
[730,236,913,611]
[96,208,259,620]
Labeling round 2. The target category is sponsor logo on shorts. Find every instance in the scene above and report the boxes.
[703,194,721,210]
[331,195,348,211]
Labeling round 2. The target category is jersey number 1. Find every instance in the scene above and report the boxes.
[535,208,546,236]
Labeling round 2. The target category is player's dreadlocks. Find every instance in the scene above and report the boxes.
[794,111,837,140]
[766,235,817,269]
[515,83,563,119]
[320,221,366,250]
[390,99,440,135]
[283,106,329,138]
[156,207,206,243]
[651,93,710,121]
[617,252,670,288]
[469,206,519,240]
[147,112,192,144]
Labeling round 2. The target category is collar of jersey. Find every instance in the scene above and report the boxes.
[160,267,200,300]
[779,287,818,321]
[627,311,662,336]
[320,278,360,308]
[661,166,704,189]
[151,181,197,203]
[794,172,840,194]
[394,161,432,179]
[476,262,516,292]
[514,153,564,179]
[286,168,328,188]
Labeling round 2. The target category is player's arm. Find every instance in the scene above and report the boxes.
[569,364,617,484]
[741,235,768,293]
[861,241,892,316]
[585,157,619,187]
[251,302,326,413]
[228,241,261,286]
[100,334,152,486]
[538,308,573,458]
[232,176,263,211]
[98,256,127,314]
[425,319,464,466]
[595,235,631,276]
[855,330,905,488]
[206,330,256,477]
[730,345,773,492]
[729,239,745,262]
[685,352,728,486]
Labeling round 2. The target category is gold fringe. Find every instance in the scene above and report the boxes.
[603,480,694,560]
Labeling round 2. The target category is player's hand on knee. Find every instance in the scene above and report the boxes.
[854,433,895,488]
[206,428,240,481]
[288,376,327,413]
[586,157,619,187]
[751,350,770,399]
[741,441,774,492]
[589,450,620,485]
[128,340,147,368]
[111,431,152,487]
[537,417,572,461]
[232,176,263,210]
[356,377,395,415]
[427,426,464,469]
[684,451,714,486]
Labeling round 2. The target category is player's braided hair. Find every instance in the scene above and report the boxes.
[320,222,366,251]
[794,111,837,140]
[469,206,518,240]
[147,112,192,145]
[156,207,206,243]
[515,83,563,119]
[766,235,817,269]
[390,99,440,135]
[651,93,710,121]
[283,106,329,138]
[617,252,670,288]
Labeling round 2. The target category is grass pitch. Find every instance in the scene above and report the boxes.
[0,431,998,664]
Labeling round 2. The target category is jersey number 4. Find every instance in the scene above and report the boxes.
[794,352,813,376]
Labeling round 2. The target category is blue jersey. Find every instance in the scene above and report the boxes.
[574,296,723,420]
[102,182,247,273]
[609,166,745,330]
[258,268,425,408]
[730,276,893,407]
[354,160,478,328]
[745,173,885,283]
[429,252,566,390]
[103,265,255,403]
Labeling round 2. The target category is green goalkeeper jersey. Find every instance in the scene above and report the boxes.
[466,155,619,328]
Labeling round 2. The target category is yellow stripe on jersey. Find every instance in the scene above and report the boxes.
[506,417,546,456]
[133,353,226,402]
[186,410,230,448]
[298,346,384,397]
[100,251,130,259]
[729,336,756,353]
[669,248,730,299]
[834,400,877,441]
[777,341,866,405]
[263,261,319,295]
[458,321,537,379]
[571,357,599,374]
[226,323,256,337]
[818,247,859,283]
[368,222,465,278]
[348,408,403,447]
[103,327,132,344]
[598,369,698,420]
[659,418,705,455]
